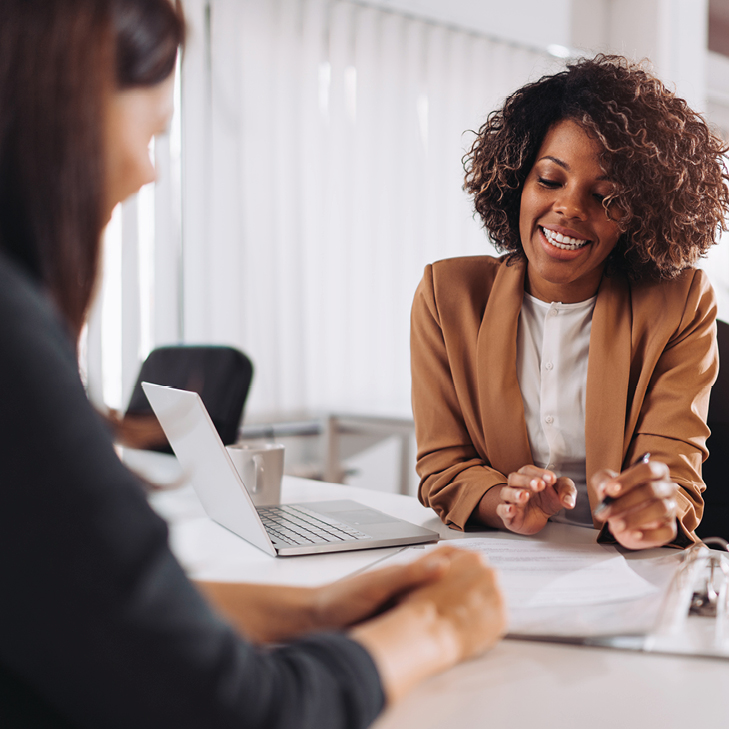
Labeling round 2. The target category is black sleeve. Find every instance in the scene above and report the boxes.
[0,255,384,729]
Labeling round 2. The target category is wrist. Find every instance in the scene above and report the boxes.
[303,585,330,632]
[476,486,508,529]
[351,600,460,704]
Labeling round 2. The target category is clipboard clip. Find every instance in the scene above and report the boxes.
[688,537,729,618]
[646,537,729,657]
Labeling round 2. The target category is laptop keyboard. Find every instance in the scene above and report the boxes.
[257,504,370,546]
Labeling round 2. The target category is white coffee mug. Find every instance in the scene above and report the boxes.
[226,443,284,506]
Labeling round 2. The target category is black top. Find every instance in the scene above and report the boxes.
[0,251,384,729]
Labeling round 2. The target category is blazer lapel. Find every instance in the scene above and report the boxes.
[476,259,533,475]
[585,273,632,512]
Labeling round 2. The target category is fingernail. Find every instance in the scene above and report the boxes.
[565,496,575,508]
[530,479,539,488]
[613,519,625,531]
[632,531,643,541]
[607,483,621,497]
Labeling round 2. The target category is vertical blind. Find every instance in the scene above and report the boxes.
[86,0,562,418]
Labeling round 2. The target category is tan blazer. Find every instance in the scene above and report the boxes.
[411,255,718,546]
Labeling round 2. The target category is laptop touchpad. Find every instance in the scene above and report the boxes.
[331,510,401,525]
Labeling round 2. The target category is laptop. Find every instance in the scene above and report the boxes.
[142,382,439,556]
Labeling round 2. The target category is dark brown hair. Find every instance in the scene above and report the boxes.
[463,55,729,281]
[114,0,185,89]
[0,0,185,339]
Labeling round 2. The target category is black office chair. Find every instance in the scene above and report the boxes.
[697,319,729,541]
[124,345,254,454]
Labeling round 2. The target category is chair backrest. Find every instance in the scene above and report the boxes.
[126,345,254,453]
[697,319,729,540]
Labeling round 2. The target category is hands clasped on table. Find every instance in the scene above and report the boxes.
[494,465,577,535]
[347,546,507,701]
[200,545,507,704]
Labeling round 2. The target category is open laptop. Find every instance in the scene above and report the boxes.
[142,382,439,556]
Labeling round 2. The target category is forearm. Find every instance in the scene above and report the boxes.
[474,486,508,529]
[196,581,321,643]
[349,601,460,704]
[418,458,508,530]
[412,265,506,531]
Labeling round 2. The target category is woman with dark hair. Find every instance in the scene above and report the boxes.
[0,1,505,727]
[412,55,729,550]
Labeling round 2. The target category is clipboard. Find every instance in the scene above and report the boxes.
[508,538,729,661]
[642,537,729,659]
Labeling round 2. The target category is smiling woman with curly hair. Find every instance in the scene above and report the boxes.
[464,55,729,281]
[411,55,729,550]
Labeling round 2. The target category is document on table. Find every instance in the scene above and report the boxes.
[396,536,679,638]
[448,537,657,609]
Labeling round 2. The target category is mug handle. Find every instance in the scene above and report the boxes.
[251,453,265,494]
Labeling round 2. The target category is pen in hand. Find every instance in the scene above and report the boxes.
[593,452,651,518]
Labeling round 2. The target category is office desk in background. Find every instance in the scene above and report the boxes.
[147,471,729,729]
[239,411,416,495]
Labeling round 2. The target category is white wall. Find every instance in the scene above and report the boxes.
[367,0,711,112]
[176,0,559,419]
[605,0,708,112]
[359,0,572,49]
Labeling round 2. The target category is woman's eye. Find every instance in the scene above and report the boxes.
[538,177,560,189]
[593,193,606,203]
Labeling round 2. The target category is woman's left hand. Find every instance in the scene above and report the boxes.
[591,459,679,549]
[312,547,456,629]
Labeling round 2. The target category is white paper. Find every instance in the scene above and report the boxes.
[372,535,676,637]
[447,537,658,609]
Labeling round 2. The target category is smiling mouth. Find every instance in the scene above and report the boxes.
[541,226,590,251]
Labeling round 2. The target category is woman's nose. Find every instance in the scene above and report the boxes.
[554,186,587,220]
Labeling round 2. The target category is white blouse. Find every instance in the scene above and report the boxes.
[516,292,596,527]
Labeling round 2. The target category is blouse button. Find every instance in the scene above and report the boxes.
[545,415,554,424]
[548,309,558,317]
[545,361,554,371]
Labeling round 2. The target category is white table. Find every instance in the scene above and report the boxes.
[148,473,729,728]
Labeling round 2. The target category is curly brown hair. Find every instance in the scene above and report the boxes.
[463,54,729,281]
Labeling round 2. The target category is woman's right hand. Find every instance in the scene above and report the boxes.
[401,547,506,660]
[350,547,506,703]
[480,465,576,535]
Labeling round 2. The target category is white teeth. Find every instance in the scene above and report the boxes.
[541,227,589,250]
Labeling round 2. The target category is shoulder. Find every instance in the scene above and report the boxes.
[629,268,716,324]
[415,255,510,317]
[427,255,507,292]
[630,266,713,298]
[0,253,80,384]
[0,250,174,611]
[623,269,717,360]
[0,250,47,310]
[0,252,74,359]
